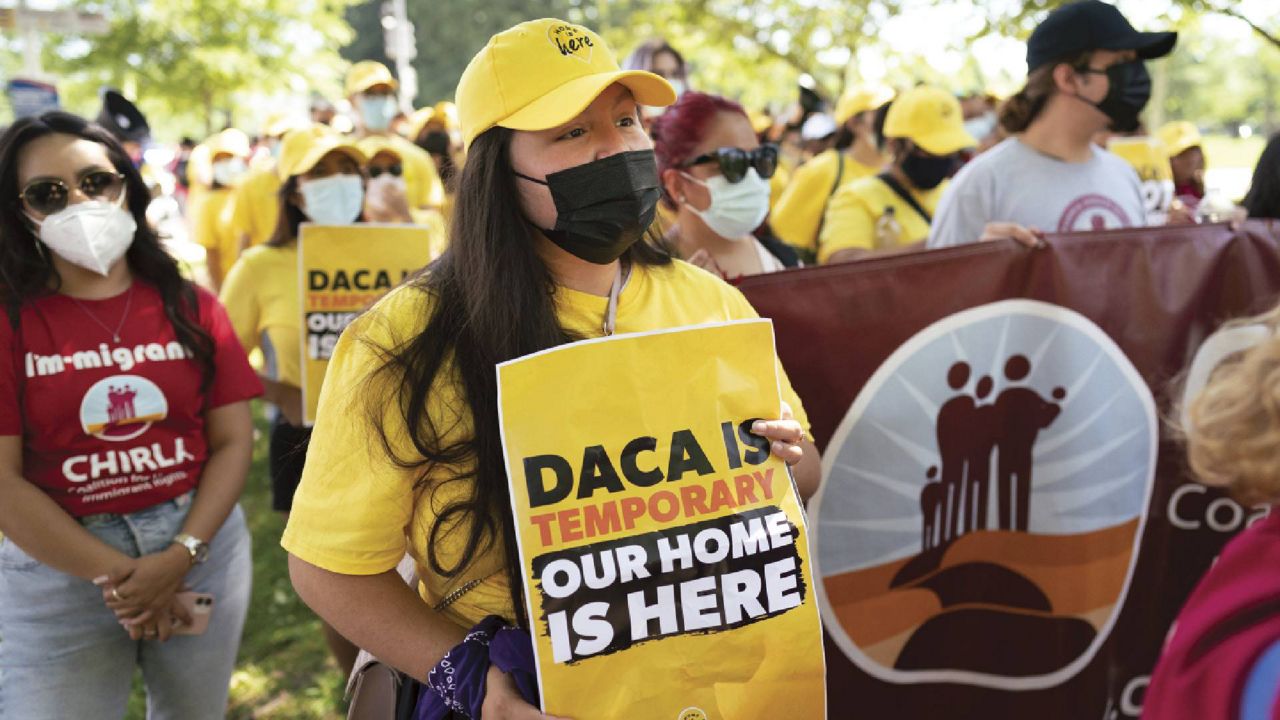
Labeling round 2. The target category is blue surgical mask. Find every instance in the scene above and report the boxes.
[359,95,398,132]
[300,174,364,225]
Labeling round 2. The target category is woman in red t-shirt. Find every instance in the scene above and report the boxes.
[0,112,262,718]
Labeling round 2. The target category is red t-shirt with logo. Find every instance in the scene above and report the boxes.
[0,280,263,517]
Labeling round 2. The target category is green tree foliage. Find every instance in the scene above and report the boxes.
[42,0,357,139]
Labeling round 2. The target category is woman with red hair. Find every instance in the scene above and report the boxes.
[653,91,799,279]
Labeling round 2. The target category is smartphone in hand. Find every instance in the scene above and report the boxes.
[171,591,214,636]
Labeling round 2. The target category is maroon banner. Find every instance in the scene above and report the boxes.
[739,221,1280,719]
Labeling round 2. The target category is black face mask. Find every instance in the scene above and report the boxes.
[1088,61,1151,133]
[900,151,957,190]
[515,150,661,265]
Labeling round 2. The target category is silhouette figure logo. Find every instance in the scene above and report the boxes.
[80,374,169,442]
[812,300,1156,689]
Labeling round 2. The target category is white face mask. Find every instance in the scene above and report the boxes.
[359,95,398,132]
[964,112,996,142]
[212,157,247,187]
[680,167,771,240]
[27,192,137,276]
[299,174,364,225]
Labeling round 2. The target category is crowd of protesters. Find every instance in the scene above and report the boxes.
[2,0,1280,718]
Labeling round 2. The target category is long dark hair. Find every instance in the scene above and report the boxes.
[1244,132,1280,219]
[368,127,670,625]
[266,175,306,247]
[0,111,215,389]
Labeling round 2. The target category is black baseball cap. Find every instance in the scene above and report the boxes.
[1026,0,1177,73]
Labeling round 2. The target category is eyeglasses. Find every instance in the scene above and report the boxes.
[19,171,125,216]
[679,144,778,183]
[368,164,403,179]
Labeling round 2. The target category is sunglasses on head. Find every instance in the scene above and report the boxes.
[19,170,126,216]
[679,144,778,183]
[368,164,403,179]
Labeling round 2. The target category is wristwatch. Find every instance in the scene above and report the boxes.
[172,533,209,565]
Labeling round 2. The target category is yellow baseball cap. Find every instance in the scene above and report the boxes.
[835,84,895,125]
[262,111,304,138]
[1156,121,1203,158]
[205,128,252,158]
[346,60,398,97]
[433,101,459,129]
[883,86,975,156]
[277,124,367,180]
[456,18,676,149]
[747,109,773,135]
[407,107,435,140]
[356,136,403,164]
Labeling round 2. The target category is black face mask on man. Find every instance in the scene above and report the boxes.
[1079,60,1151,133]
[515,150,661,265]
[900,150,957,190]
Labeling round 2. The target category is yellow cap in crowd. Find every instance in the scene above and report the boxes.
[346,60,398,97]
[456,18,676,149]
[205,128,252,158]
[883,86,976,156]
[277,124,367,180]
[1156,121,1203,158]
[835,84,895,125]
[434,101,459,129]
[356,135,402,163]
[262,111,304,138]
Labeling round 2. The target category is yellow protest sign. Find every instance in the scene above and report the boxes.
[498,319,826,720]
[298,223,432,425]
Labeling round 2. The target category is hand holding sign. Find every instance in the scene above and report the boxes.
[497,319,825,719]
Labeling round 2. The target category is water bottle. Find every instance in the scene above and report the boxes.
[874,206,902,249]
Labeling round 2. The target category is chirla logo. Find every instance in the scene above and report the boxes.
[80,374,168,442]
[813,300,1157,689]
[677,707,707,720]
[547,23,594,62]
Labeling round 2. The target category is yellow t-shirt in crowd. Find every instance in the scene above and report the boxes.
[1107,136,1174,224]
[223,163,283,250]
[280,259,811,629]
[771,149,879,255]
[193,187,238,284]
[818,175,946,263]
[219,244,301,388]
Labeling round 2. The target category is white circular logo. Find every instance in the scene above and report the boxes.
[79,374,168,442]
[812,299,1157,689]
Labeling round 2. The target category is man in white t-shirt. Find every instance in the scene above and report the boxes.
[928,0,1176,249]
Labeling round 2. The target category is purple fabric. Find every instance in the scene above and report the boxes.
[415,616,539,719]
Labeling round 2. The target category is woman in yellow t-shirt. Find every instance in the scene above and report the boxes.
[219,126,367,675]
[282,18,819,717]
[819,85,976,264]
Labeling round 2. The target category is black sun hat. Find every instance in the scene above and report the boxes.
[1027,0,1177,73]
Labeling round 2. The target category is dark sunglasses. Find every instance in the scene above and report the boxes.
[679,144,778,183]
[368,164,403,179]
[19,170,125,216]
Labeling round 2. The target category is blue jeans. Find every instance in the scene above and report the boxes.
[0,495,252,719]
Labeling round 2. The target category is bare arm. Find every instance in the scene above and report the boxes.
[258,377,303,426]
[826,239,928,265]
[177,400,253,543]
[0,435,134,581]
[288,556,466,681]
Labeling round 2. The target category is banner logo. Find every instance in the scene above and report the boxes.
[813,299,1157,689]
[79,374,168,442]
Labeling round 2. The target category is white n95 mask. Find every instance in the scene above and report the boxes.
[28,192,137,276]
[681,167,771,240]
[300,174,365,225]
